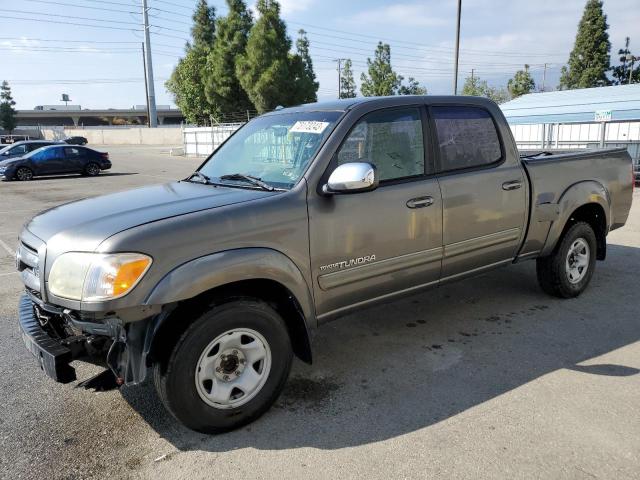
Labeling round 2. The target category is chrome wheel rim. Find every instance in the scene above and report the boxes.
[566,238,590,284]
[16,168,32,181]
[194,328,271,409]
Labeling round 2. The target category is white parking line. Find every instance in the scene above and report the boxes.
[0,238,15,257]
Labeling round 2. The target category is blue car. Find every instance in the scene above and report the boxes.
[0,145,111,181]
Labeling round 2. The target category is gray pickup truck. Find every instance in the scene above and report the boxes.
[16,96,633,433]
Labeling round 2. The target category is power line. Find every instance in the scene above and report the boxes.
[22,0,139,15]
[10,9,142,26]
[0,15,142,31]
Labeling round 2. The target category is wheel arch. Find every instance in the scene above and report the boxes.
[144,248,315,366]
[540,181,609,259]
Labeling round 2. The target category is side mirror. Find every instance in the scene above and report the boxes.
[322,162,378,195]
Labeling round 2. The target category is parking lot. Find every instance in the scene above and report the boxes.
[0,145,638,479]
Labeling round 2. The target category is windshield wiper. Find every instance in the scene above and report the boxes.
[186,171,213,184]
[219,173,276,191]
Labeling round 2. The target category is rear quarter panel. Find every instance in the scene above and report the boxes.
[520,148,633,257]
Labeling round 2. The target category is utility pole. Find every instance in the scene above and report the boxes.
[141,43,151,127]
[453,0,462,95]
[142,0,157,128]
[334,58,347,99]
[628,55,636,85]
[471,68,474,82]
[542,63,547,92]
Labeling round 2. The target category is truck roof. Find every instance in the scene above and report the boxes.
[266,95,496,115]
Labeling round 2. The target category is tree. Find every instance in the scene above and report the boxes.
[0,81,17,133]
[559,0,611,89]
[611,37,640,85]
[462,74,510,104]
[339,59,357,98]
[360,42,401,96]
[191,0,216,49]
[398,76,427,95]
[507,64,535,98]
[236,0,296,113]
[204,0,254,117]
[290,29,319,104]
[166,0,217,124]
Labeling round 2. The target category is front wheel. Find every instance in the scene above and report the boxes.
[154,299,293,433]
[15,167,33,181]
[536,221,597,298]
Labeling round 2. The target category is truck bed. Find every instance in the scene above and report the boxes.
[517,147,633,259]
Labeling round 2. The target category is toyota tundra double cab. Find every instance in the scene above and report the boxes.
[16,96,634,433]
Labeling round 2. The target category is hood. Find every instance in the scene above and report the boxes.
[26,181,278,251]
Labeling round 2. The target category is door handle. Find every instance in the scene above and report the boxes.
[502,180,522,191]
[406,196,434,208]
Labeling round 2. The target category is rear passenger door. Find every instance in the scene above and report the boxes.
[432,105,526,280]
[63,147,86,172]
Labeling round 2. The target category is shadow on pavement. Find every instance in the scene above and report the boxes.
[120,243,640,452]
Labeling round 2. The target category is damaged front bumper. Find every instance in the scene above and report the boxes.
[17,293,158,388]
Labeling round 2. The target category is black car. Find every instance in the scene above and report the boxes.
[64,136,88,145]
[0,145,111,181]
[0,140,63,161]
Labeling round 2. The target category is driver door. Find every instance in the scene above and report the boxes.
[308,106,443,319]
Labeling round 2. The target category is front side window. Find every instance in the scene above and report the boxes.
[11,144,27,155]
[337,107,425,182]
[432,106,502,172]
[31,148,61,161]
[199,111,342,189]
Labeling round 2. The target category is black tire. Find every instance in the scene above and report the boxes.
[536,221,597,298]
[153,299,293,434]
[84,162,100,176]
[15,167,33,181]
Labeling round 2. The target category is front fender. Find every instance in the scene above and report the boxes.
[144,247,316,327]
[540,180,610,257]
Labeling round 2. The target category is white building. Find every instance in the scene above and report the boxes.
[500,84,640,166]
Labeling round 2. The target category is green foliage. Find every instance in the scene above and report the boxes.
[339,59,357,99]
[166,0,218,124]
[611,37,640,85]
[398,77,427,95]
[236,0,298,113]
[289,29,319,104]
[191,0,216,49]
[507,65,535,98]
[360,42,401,96]
[0,80,17,133]
[462,74,510,104]
[560,0,611,89]
[204,0,254,116]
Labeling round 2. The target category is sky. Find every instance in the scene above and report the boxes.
[1,0,639,110]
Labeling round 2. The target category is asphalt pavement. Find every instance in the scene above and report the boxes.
[0,145,638,479]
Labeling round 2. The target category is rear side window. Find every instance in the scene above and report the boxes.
[337,107,425,182]
[432,106,502,172]
[64,147,82,156]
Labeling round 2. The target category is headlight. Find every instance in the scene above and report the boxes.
[48,252,152,301]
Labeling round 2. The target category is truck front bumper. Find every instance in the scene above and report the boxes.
[18,294,77,383]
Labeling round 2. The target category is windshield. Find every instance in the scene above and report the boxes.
[198,111,343,189]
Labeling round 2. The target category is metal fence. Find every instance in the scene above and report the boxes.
[510,120,640,165]
[183,123,243,156]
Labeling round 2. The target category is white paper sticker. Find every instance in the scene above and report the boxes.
[289,121,330,134]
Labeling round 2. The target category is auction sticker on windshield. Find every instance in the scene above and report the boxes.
[290,121,330,134]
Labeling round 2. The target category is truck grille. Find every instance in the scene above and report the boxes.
[17,238,44,294]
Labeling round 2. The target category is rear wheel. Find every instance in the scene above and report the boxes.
[154,299,293,433]
[536,221,597,298]
[15,167,33,181]
[84,162,100,176]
